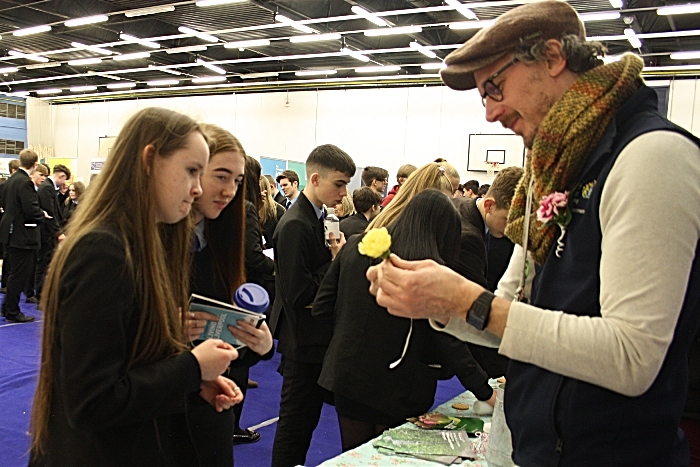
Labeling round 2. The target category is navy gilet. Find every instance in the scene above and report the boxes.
[505,86,700,467]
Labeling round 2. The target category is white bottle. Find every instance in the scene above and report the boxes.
[324,207,340,248]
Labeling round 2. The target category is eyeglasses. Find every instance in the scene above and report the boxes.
[480,58,519,107]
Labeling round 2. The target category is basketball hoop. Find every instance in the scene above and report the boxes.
[486,161,501,177]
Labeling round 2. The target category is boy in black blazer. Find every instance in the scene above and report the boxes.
[269,144,355,467]
[339,186,382,239]
[34,164,71,301]
[0,150,45,322]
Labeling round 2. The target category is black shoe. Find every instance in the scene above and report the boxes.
[232,429,261,445]
[26,296,39,304]
[5,312,35,323]
[248,378,259,389]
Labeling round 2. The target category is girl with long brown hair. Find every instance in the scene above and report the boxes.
[30,107,241,466]
[62,180,85,224]
[186,125,274,463]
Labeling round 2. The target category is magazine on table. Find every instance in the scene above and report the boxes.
[189,293,265,349]
[373,426,476,465]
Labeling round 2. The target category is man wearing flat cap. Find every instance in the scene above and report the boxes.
[368,1,700,465]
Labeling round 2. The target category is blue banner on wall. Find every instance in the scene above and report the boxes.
[260,157,287,181]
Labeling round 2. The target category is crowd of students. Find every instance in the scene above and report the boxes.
[2,2,699,466]
[0,157,79,322]
[0,106,517,466]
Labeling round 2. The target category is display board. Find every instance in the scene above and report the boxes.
[287,161,307,190]
[47,158,78,180]
[260,157,287,181]
[260,157,307,190]
[348,166,363,195]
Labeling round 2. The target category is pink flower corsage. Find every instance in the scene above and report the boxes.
[537,191,572,258]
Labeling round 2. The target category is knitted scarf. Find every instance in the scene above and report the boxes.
[504,54,644,264]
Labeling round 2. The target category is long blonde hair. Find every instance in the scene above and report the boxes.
[31,107,202,454]
[338,194,355,217]
[369,162,454,229]
[259,175,278,227]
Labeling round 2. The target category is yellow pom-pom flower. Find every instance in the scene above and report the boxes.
[358,227,392,259]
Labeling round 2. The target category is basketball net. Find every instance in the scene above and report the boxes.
[486,162,501,177]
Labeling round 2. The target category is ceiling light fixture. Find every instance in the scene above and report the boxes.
[68,58,102,66]
[580,12,621,22]
[355,65,401,73]
[609,0,623,8]
[25,62,61,69]
[624,28,642,49]
[192,76,227,83]
[87,71,122,80]
[107,82,137,89]
[147,79,180,86]
[224,39,271,48]
[119,33,160,49]
[69,85,98,92]
[0,67,19,73]
[643,64,700,71]
[421,62,446,70]
[196,0,248,6]
[295,69,337,76]
[409,41,437,58]
[657,3,700,15]
[36,88,62,95]
[165,45,209,54]
[276,14,314,34]
[6,91,29,97]
[124,5,175,17]
[589,29,700,41]
[364,26,422,36]
[240,72,279,79]
[289,33,341,43]
[71,42,113,55]
[670,51,700,60]
[113,52,151,61]
[350,6,388,27]
[341,47,370,62]
[449,20,495,30]
[8,50,50,62]
[65,15,109,27]
[178,26,219,43]
[196,58,226,74]
[445,0,478,20]
[13,25,51,36]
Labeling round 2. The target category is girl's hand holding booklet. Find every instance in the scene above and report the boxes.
[189,293,266,349]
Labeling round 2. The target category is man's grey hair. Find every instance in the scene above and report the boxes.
[513,34,607,74]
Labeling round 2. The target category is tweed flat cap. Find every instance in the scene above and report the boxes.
[440,1,586,91]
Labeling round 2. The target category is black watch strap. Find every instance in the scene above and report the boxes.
[466,290,495,331]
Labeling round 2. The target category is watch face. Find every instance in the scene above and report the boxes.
[467,292,493,331]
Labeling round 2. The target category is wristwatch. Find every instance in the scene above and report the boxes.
[466,290,496,331]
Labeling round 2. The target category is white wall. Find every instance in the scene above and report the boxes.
[32,77,700,185]
[40,86,511,186]
[668,78,700,136]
